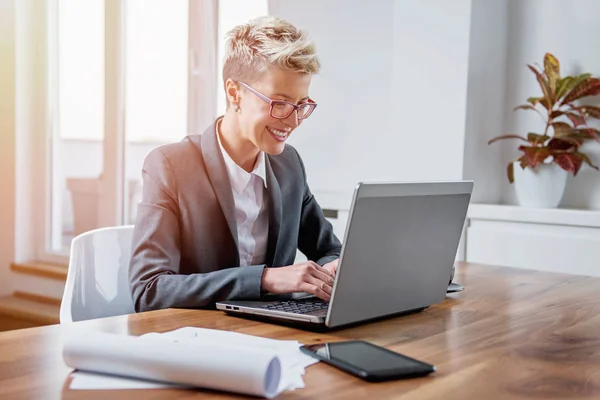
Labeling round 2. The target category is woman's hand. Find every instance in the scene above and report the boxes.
[321,259,338,277]
[261,261,335,301]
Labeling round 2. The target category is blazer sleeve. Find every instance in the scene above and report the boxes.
[128,149,265,312]
[292,148,343,266]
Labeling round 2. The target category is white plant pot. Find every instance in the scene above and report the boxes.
[513,162,568,208]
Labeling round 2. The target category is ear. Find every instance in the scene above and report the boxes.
[225,79,240,107]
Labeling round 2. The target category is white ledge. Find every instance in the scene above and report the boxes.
[468,203,600,228]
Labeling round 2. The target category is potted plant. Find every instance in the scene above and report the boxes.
[488,52,600,208]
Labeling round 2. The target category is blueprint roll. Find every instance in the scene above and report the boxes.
[63,331,282,398]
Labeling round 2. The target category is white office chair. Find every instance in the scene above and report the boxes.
[60,225,136,323]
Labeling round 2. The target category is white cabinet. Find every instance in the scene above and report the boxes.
[465,204,600,277]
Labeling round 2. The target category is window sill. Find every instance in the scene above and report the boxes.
[10,261,68,281]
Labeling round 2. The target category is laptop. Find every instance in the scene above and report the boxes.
[216,181,473,329]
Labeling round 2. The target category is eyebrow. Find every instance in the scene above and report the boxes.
[271,93,310,102]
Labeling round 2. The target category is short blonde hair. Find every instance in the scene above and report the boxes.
[222,16,320,91]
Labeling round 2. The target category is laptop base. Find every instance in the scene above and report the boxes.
[220,283,465,331]
[222,306,429,332]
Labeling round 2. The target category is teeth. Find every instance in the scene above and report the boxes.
[268,127,289,138]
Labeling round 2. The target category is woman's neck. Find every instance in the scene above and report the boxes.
[218,112,260,173]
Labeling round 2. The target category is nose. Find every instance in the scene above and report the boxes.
[282,109,301,129]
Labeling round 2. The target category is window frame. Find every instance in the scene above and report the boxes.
[41,0,125,262]
[188,0,218,135]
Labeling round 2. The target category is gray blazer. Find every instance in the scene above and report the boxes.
[129,121,342,312]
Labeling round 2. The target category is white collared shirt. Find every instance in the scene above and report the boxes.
[216,123,269,266]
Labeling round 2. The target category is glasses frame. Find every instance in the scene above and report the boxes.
[237,81,317,120]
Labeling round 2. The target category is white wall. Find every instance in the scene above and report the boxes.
[462,0,510,204]
[0,0,16,296]
[15,0,46,264]
[269,0,473,209]
[269,0,394,207]
[392,0,471,181]
[500,0,600,209]
[461,0,600,209]
[15,0,34,264]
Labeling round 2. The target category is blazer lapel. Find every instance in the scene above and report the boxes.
[197,120,239,260]
[265,157,283,266]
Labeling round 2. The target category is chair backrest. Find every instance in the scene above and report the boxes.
[60,225,136,323]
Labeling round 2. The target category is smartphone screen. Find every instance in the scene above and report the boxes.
[301,340,435,380]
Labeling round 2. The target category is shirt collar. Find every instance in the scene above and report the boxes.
[215,120,268,196]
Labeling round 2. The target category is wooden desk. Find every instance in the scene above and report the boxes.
[1,262,600,400]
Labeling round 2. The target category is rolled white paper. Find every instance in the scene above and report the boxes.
[63,331,282,398]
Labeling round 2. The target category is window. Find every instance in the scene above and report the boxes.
[43,0,268,260]
[124,0,189,224]
[125,1,188,144]
[50,0,105,254]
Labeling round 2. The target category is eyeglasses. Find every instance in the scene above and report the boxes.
[237,81,317,120]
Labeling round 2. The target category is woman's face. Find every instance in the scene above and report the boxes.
[233,66,313,155]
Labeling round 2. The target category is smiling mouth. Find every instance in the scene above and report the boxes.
[267,126,290,141]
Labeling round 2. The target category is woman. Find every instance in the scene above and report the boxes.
[128,16,342,312]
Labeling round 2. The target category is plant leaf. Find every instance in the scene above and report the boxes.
[513,104,538,112]
[572,127,600,141]
[552,122,573,137]
[555,77,571,101]
[527,132,550,145]
[518,145,552,167]
[566,112,586,127]
[487,134,528,145]
[552,136,585,147]
[577,152,600,170]
[554,153,583,175]
[562,77,600,104]
[515,104,546,120]
[528,64,554,108]
[577,105,600,119]
[548,138,577,151]
[527,96,551,110]
[507,161,514,183]
[556,74,590,101]
[544,53,560,93]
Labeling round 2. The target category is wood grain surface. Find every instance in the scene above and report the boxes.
[1,262,599,400]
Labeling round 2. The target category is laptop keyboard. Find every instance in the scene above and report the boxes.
[256,299,329,314]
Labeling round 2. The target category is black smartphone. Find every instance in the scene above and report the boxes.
[300,340,435,382]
